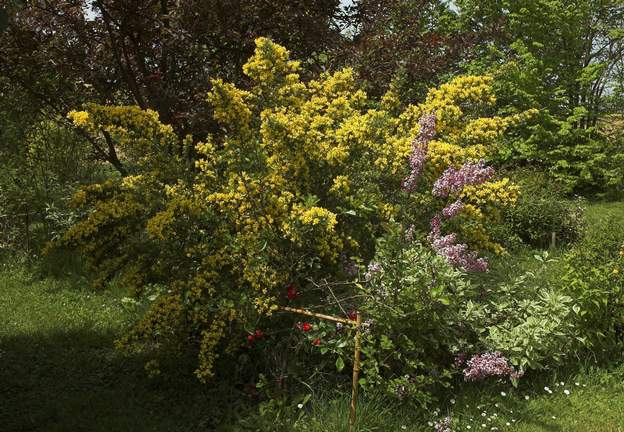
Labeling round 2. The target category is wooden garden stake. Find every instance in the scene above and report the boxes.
[277,306,362,431]
[348,312,362,432]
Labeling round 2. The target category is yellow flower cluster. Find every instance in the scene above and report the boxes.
[68,110,89,126]
[59,38,536,381]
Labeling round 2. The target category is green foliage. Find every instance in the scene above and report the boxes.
[461,0,624,194]
[554,212,624,351]
[499,168,586,248]
[0,113,99,253]
[477,260,579,371]
[56,38,524,387]
[356,224,473,405]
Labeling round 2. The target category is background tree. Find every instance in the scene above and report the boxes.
[342,0,475,102]
[0,0,346,172]
[458,0,624,192]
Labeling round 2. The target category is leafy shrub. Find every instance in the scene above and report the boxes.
[357,224,474,406]
[499,168,586,248]
[555,214,624,352]
[478,267,578,371]
[57,38,533,385]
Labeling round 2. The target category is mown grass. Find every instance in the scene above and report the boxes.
[1,201,623,431]
[0,260,237,432]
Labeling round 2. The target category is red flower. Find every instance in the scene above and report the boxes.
[312,338,321,346]
[348,310,358,321]
[302,322,312,332]
[286,284,298,300]
[247,335,255,343]
[255,329,263,338]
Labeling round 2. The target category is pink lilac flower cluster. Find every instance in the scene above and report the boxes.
[402,113,436,192]
[428,216,488,272]
[434,416,452,432]
[340,254,359,277]
[432,160,494,198]
[463,351,521,382]
[441,199,464,219]
[365,261,382,281]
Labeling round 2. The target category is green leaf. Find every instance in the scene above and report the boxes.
[336,357,345,372]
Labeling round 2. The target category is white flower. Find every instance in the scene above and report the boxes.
[401,426,407,430]
[450,398,456,404]
[482,412,487,417]
[524,395,530,400]
[467,426,471,430]
[482,424,486,428]
[500,391,506,397]
[494,403,499,408]
[428,421,434,427]
[297,403,303,409]
[552,416,557,420]
[560,381,564,386]
[575,382,580,386]
[506,423,511,426]
[564,389,571,396]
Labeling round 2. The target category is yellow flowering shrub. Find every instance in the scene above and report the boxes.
[58,37,534,381]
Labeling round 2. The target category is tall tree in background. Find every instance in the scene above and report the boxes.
[343,0,475,102]
[0,0,345,173]
[458,0,624,191]
[459,0,624,125]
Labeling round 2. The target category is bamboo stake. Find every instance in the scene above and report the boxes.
[279,306,352,324]
[349,313,362,432]
[277,306,362,431]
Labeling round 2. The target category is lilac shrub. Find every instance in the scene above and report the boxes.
[402,114,499,273]
[441,199,464,219]
[428,215,488,272]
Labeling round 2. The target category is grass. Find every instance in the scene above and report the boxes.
[0,261,237,432]
[1,200,623,431]
[294,364,624,431]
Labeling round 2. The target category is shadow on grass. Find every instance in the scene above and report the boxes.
[0,329,237,432]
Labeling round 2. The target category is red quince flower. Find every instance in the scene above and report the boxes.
[348,310,358,321]
[247,334,255,343]
[312,338,321,346]
[286,284,298,300]
[255,329,263,338]
[302,322,312,332]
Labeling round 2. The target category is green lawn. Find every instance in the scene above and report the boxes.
[0,262,231,432]
[1,201,623,431]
